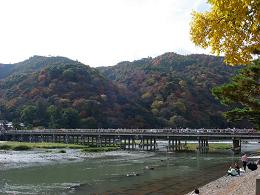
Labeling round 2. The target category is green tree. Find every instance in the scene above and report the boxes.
[62,69,76,81]
[35,100,48,126]
[47,105,62,128]
[212,60,260,129]
[0,103,7,120]
[62,108,80,128]
[80,117,97,128]
[20,105,37,126]
[169,115,187,128]
[12,119,22,130]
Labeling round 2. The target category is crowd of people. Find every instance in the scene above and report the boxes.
[191,153,260,194]
[227,153,259,177]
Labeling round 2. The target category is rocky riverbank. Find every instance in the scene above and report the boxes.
[0,149,147,170]
[186,165,260,195]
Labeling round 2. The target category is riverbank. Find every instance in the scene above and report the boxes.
[184,143,232,152]
[0,141,119,152]
[0,141,86,150]
[0,141,232,152]
[0,149,149,171]
[186,165,260,195]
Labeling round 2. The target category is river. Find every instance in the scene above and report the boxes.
[0,142,259,195]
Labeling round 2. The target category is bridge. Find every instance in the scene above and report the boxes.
[0,129,258,153]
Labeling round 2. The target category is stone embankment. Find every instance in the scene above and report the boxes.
[187,165,260,195]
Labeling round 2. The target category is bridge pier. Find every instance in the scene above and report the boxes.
[153,138,157,151]
[168,138,185,152]
[198,139,209,153]
[232,139,241,153]
[128,137,131,149]
[119,136,156,151]
[131,137,135,149]
[168,139,173,152]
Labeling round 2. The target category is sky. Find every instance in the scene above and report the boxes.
[0,0,210,67]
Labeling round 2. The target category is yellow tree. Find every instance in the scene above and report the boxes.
[190,0,260,65]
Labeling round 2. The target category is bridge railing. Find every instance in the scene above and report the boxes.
[3,128,257,135]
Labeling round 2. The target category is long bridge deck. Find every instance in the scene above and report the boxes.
[0,129,258,153]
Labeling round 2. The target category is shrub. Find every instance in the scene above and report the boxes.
[13,145,31,151]
[0,145,12,150]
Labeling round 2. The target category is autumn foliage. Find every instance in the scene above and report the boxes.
[190,0,259,65]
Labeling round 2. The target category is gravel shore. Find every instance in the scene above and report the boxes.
[186,167,260,195]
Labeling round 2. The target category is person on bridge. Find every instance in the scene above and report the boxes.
[241,153,248,171]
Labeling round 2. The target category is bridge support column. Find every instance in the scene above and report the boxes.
[168,139,171,152]
[81,135,84,145]
[91,136,93,146]
[153,138,156,151]
[97,136,101,147]
[168,138,175,152]
[123,137,126,149]
[128,137,130,149]
[65,135,68,144]
[198,139,209,153]
[150,138,153,151]
[233,139,241,154]
[171,139,173,152]
[131,138,135,150]
[139,137,143,150]
[112,136,115,146]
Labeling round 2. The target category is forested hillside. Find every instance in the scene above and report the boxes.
[99,53,241,128]
[0,53,244,129]
[0,56,158,129]
[0,56,80,79]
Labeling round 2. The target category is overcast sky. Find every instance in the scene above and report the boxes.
[0,0,210,67]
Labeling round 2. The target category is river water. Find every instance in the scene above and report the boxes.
[0,143,259,195]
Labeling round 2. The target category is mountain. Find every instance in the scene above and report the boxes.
[98,52,242,128]
[0,53,245,129]
[0,56,159,129]
[0,56,79,79]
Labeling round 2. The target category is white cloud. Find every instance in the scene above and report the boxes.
[0,0,210,66]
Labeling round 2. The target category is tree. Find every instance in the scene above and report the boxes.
[62,69,76,81]
[61,108,80,128]
[0,103,7,120]
[47,105,62,128]
[212,60,260,129]
[12,119,22,130]
[80,117,97,128]
[20,105,37,126]
[190,0,259,65]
